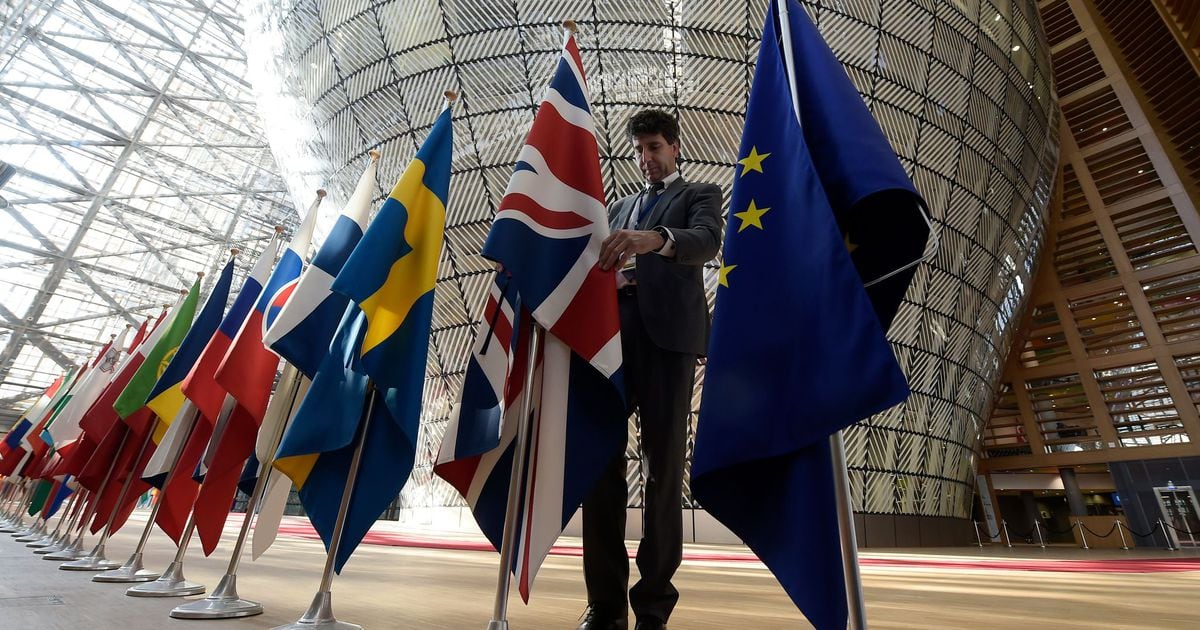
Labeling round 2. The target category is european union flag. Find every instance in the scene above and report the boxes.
[693,1,929,629]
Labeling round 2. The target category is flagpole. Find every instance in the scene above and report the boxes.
[272,383,378,630]
[45,427,132,561]
[771,1,868,627]
[36,488,87,554]
[487,319,543,630]
[3,480,34,533]
[94,402,201,583]
[171,364,305,619]
[126,404,214,598]
[28,485,79,548]
[60,417,159,571]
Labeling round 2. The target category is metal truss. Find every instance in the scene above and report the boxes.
[0,0,296,426]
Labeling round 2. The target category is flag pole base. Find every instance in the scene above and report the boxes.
[486,621,509,630]
[93,552,160,582]
[60,546,121,571]
[43,539,85,560]
[26,535,56,548]
[13,530,41,541]
[170,574,263,619]
[33,544,62,555]
[126,561,205,597]
[271,591,361,630]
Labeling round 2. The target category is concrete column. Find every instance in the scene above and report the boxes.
[1060,468,1088,516]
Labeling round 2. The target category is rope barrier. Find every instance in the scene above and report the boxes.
[1079,522,1117,538]
[1044,523,1078,535]
[1163,522,1200,537]
[1123,523,1158,538]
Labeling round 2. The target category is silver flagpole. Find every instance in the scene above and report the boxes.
[37,488,88,554]
[29,487,80,548]
[773,0,869,626]
[272,382,379,630]
[172,365,305,619]
[94,402,202,583]
[126,401,222,597]
[125,509,206,597]
[3,481,35,533]
[61,420,158,571]
[487,322,542,630]
[45,427,133,561]
[830,432,867,630]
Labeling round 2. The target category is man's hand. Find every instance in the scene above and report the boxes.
[599,229,666,271]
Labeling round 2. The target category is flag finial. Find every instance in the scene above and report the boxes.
[274,225,285,234]
[562,20,578,33]
[231,247,241,256]
[368,149,380,161]
[444,90,458,102]
[196,271,204,279]
[316,189,327,199]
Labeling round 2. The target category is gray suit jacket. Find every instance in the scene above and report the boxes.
[608,177,723,355]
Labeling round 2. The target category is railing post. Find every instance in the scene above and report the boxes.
[1001,519,1012,548]
[973,520,983,547]
[1159,519,1176,551]
[1115,520,1130,550]
[1034,520,1046,549]
[1076,520,1089,550]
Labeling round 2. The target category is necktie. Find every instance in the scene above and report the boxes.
[628,181,665,230]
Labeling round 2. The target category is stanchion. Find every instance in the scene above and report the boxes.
[125,512,205,597]
[973,520,983,547]
[1001,520,1012,548]
[171,366,304,619]
[830,430,868,630]
[62,425,157,571]
[1076,520,1089,549]
[1157,519,1175,550]
[1115,520,1130,550]
[1033,520,1046,549]
[270,383,379,630]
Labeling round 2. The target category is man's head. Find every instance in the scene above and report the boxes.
[626,109,680,184]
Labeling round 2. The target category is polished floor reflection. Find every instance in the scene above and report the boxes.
[1,512,1197,629]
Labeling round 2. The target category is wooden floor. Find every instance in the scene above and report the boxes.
[1,511,1198,629]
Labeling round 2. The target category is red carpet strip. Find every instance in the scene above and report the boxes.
[271,521,1200,573]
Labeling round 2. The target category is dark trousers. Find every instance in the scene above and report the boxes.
[582,289,695,623]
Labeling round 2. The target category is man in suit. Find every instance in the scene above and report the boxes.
[579,110,723,630]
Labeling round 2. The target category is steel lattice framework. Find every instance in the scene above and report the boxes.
[0,0,296,426]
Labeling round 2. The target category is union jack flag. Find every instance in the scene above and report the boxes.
[435,31,626,601]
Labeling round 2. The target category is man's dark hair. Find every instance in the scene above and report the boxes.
[626,109,680,145]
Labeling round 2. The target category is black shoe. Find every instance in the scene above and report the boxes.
[634,617,666,630]
[577,605,629,630]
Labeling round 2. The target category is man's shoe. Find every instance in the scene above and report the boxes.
[633,617,666,630]
[576,605,628,630]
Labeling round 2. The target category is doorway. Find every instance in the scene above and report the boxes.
[1153,485,1200,547]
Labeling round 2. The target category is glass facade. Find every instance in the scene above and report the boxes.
[0,0,297,422]
[243,0,1061,521]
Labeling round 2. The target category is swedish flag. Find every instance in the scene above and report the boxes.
[274,105,451,572]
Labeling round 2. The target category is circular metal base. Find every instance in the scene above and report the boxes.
[60,557,122,571]
[126,580,206,597]
[13,533,40,541]
[33,545,62,555]
[171,597,264,619]
[26,538,55,548]
[43,547,85,561]
[271,622,362,630]
[93,567,161,583]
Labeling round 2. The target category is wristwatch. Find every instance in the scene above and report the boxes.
[652,225,671,247]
